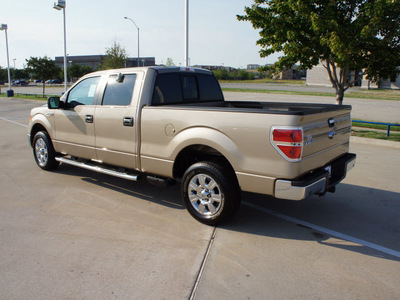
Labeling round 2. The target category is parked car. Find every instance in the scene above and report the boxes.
[13,80,29,86]
[34,79,43,83]
[29,66,356,225]
[45,79,62,84]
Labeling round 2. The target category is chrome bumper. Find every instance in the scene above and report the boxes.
[274,153,356,201]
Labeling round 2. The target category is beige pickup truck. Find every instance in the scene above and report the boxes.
[29,67,356,225]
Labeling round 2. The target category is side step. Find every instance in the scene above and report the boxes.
[55,157,140,181]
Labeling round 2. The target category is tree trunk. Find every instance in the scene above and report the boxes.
[42,80,45,97]
[335,89,344,105]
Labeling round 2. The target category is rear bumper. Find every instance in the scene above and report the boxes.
[274,153,356,200]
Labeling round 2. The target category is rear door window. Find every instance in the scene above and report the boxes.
[102,74,136,106]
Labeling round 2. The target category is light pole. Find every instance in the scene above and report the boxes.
[0,24,13,96]
[184,0,189,67]
[124,17,140,67]
[13,58,16,69]
[53,0,68,92]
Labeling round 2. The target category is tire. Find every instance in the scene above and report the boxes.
[181,161,241,226]
[32,131,59,171]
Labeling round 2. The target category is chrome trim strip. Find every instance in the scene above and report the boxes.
[235,171,275,180]
[140,155,174,164]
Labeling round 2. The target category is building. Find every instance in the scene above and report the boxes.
[262,64,305,80]
[247,64,261,70]
[307,62,399,89]
[55,55,156,70]
[361,74,400,89]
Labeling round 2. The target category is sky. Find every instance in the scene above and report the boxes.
[0,0,280,69]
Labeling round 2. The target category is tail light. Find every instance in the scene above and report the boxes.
[271,127,303,161]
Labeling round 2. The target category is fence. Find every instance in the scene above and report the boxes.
[352,120,400,137]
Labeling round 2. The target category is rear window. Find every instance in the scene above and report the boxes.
[152,73,223,105]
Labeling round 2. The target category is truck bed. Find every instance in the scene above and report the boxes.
[155,100,352,115]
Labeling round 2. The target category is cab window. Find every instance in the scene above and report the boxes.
[102,74,137,106]
[68,77,100,107]
[152,73,223,105]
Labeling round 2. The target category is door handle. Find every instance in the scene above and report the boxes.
[123,117,134,127]
[85,115,93,123]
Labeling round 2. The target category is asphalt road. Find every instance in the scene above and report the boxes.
[1,98,400,299]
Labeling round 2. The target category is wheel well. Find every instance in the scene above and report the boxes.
[173,145,236,181]
[30,124,48,147]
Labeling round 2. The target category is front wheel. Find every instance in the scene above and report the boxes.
[181,161,241,226]
[32,131,59,171]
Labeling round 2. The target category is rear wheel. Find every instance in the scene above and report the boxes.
[181,161,240,225]
[33,131,59,171]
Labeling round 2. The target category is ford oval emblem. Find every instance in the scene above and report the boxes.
[328,130,336,139]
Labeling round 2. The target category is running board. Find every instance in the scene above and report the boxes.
[55,157,139,181]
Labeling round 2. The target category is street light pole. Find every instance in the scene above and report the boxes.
[124,17,140,67]
[53,0,68,92]
[184,0,189,67]
[0,24,13,95]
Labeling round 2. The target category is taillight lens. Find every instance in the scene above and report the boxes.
[276,145,302,159]
[271,127,303,161]
[273,129,302,142]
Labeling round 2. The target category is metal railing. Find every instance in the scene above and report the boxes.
[352,120,400,136]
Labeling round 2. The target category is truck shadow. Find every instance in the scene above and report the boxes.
[224,184,400,262]
[55,164,185,210]
[55,165,400,261]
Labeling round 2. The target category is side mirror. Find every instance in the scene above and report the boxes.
[48,96,60,109]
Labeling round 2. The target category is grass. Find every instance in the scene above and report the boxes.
[351,129,400,142]
[222,87,400,101]
[0,93,57,101]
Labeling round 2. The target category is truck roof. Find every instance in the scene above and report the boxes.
[85,66,212,77]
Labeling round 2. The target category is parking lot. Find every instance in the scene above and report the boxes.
[1,97,399,299]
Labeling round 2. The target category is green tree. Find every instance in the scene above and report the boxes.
[238,0,400,104]
[0,67,7,82]
[26,56,61,95]
[166,58,176,66]
[11,68,29,80]
[213,68,230,80]
[68,64,93,81]
[99,41,128,70]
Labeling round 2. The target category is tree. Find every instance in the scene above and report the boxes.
[26,56,61,96]
[68,64,93,82]
[11,68,29,80]
[99,41,128,70]
[166,58,176,66]
[238,0,400,104]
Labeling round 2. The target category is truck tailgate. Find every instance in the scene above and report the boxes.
[300,108,352,159]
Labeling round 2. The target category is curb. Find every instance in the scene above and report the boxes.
[350,136,400,149]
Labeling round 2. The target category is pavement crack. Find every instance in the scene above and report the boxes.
[189,226,217,300]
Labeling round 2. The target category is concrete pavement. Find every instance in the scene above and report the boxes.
[0,98,399,299]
